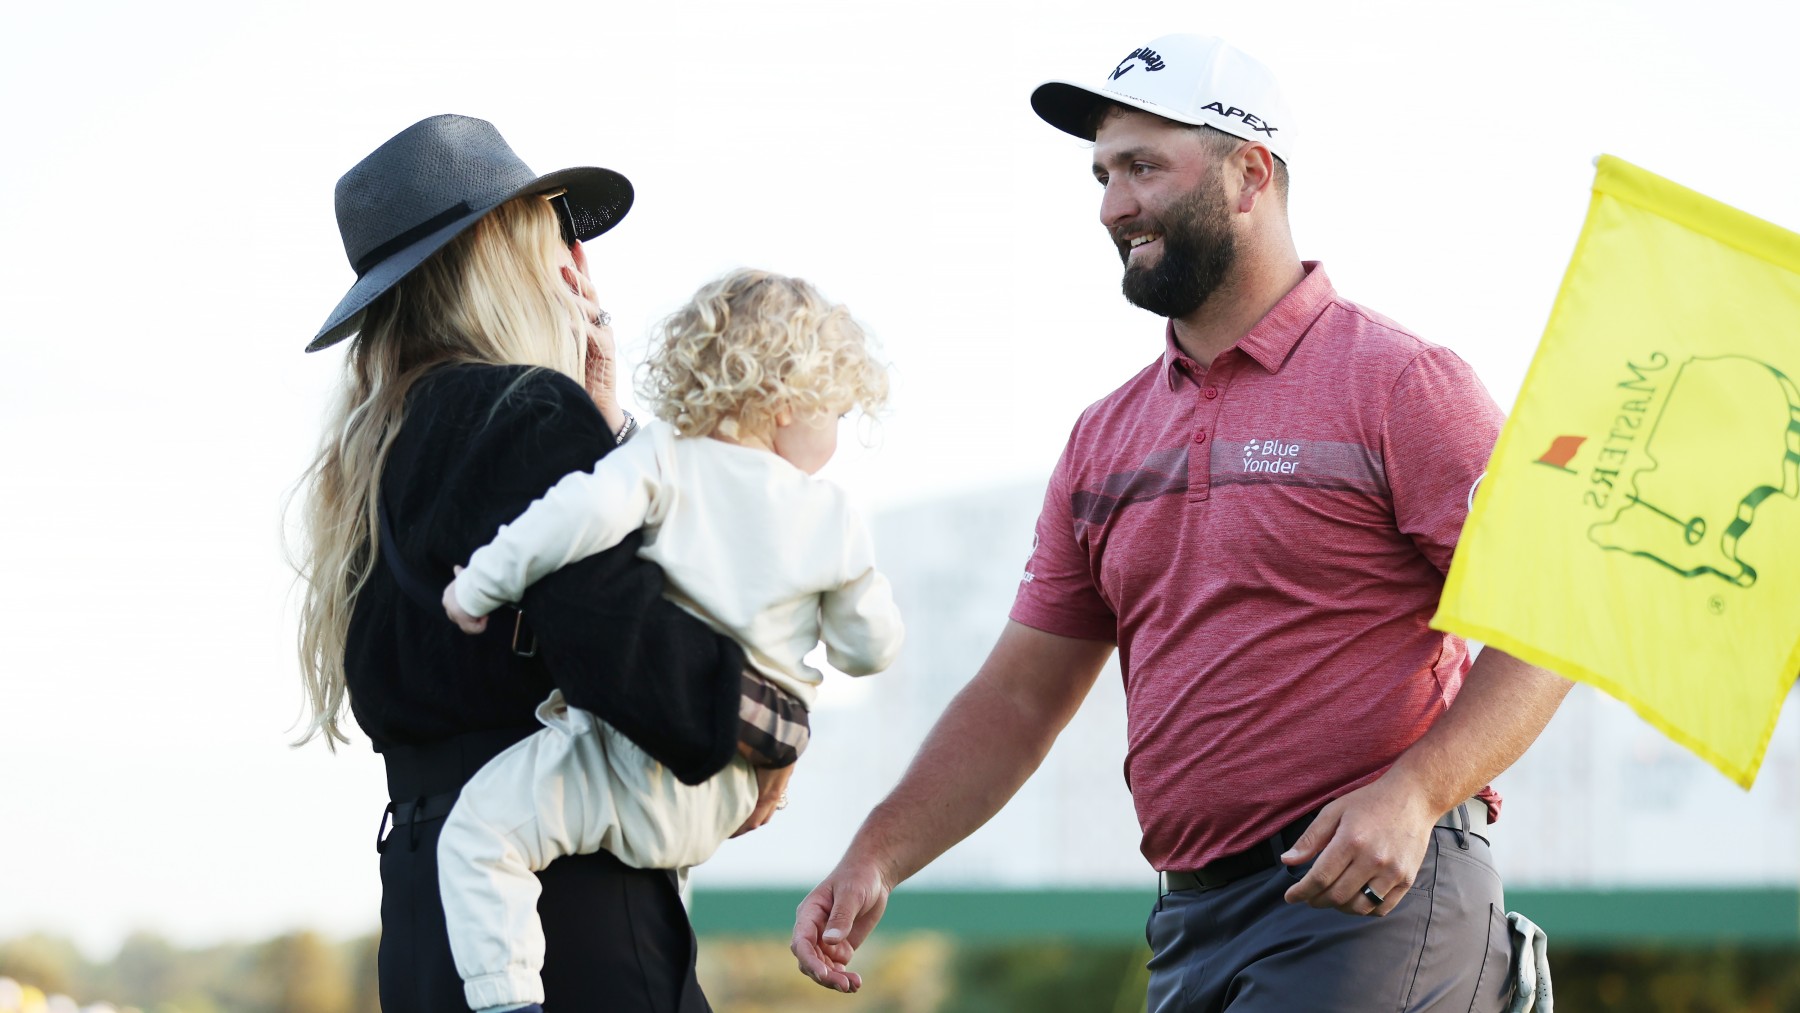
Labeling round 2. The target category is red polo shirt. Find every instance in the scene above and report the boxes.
[1011,263,1504,870]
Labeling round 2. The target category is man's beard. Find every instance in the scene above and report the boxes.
[1117,174,1236,319]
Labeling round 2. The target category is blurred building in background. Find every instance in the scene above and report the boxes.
[700,481,1800,938]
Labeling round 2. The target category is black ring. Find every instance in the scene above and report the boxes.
[1360,885,1385,907]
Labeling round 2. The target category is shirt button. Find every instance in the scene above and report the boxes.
[1203,387,1219,399]
[1193,430,1208,444]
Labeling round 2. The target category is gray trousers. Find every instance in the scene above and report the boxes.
[1147,827,1515,1012]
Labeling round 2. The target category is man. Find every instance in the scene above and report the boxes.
[792,34,1571,1011]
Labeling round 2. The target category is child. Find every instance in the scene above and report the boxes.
[436,268,903,1013]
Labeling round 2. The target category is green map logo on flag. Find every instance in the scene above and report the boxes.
[1435,157,1800,788]
[1590,356,1800,588]
[1534,355,1800,589]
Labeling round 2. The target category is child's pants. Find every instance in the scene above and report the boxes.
[438,689,758,1010]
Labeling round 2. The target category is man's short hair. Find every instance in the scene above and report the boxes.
[1085,103,1290,204]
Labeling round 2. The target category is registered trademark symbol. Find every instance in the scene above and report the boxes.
[1707,595,1726,615]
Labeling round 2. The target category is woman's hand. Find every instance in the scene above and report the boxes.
[442,566,487,634]
[582,331,620,430]
[730,756,794,838]
[563,245,625,436]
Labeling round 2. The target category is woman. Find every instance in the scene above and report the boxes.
[294,115,804,1013]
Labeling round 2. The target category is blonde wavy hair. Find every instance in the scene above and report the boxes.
[293,194,586,749]
[637,269,888,437]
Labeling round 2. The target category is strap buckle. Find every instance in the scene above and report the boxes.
[511,608,537,658]
[374,801,395,854]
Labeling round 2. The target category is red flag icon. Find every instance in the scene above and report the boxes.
[1535,435,1586,473]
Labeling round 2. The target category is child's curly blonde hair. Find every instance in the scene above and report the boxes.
[638,268,889,437]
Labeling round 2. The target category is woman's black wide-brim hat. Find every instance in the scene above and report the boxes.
[308,114,634,352]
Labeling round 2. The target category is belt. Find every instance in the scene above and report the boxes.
[375,790,461,854]
[375,727,533,854]
[1162,799,1492,894]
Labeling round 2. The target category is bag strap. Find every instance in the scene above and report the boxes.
[378,497,445,612]
[380,498,537,658]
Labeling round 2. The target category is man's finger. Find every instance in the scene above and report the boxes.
[820,888,863,946]
[1361,880,1407,917]
[791,888,860,992]
[1279,805,1340,867]
[1282,832,1355,905]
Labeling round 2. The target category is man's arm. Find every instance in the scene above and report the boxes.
[1280,647,1571,915]
[790,621,1114,992]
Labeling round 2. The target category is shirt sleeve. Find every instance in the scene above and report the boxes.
[819,507,904,676]
[1381,346,1505,574]
[738,669,811,769]
[454,427,666,618]
[1008,425,1118,643]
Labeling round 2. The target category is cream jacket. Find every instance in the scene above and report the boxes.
[455,424,903,705]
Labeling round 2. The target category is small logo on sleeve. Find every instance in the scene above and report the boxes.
[1109,47,1166,80]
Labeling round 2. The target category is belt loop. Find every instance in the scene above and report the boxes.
[408,796,426,852]
[1155,872,1167,909]
[375,801,395,855]
[1452,802,1471,851]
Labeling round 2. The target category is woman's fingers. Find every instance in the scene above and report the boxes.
[562,267,613,350]
[560,263,596,302]
[557,262,624,430]
[560,265,607,323]
[732,762,794,837]
[570,234,591,279]
[584,334,611,394]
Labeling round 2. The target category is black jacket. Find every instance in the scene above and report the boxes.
[344,363,744,785]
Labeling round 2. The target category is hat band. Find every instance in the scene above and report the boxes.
[352,201,475,276]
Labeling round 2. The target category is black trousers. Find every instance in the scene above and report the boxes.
[377,808,711,1013]
[376,725,712,1013]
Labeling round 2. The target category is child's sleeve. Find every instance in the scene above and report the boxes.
[819,508,904,677]
[453,428,669,618]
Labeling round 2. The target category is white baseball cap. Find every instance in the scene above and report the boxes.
[1031,35,1296,164]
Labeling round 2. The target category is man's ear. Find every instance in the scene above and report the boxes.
[1237,143,1276,214]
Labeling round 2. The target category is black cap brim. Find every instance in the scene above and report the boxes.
[1031,80,1117,141]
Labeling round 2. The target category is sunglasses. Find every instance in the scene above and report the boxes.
[542,188,579,247]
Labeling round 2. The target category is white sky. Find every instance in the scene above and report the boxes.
[3,0,1798,956]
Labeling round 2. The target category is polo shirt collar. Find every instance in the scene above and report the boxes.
[1161,261,1336,386]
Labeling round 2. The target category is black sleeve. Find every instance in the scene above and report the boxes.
[430,366,746,784]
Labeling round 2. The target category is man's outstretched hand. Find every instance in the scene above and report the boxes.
[791,858,892,993]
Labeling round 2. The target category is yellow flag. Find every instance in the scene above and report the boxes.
[1435,156,1800,788]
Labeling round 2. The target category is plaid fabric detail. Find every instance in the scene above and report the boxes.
[739,670,809,768]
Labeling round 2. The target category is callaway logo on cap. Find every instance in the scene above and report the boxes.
[1031,34,1297,164]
